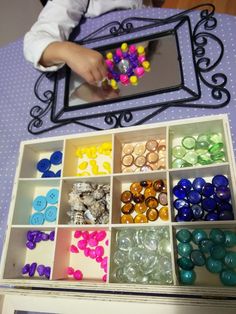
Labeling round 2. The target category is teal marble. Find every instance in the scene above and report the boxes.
[206,257,223,273]
[177,243,193,258]
[176,229,192,243]
[198,239,215,254]
[179,269,196,285]
[209,228,226,244]
[220,270,236,286]
[192,229,208,245]
[210,245,226,260]
[177,257,194,270]
[224,252,236,269]
[224,231,236,248]
[190,250,206,266]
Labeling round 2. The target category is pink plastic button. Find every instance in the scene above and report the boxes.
[67,267,74,275]
[70,245,79,253]
[88,238,98,247]
[129,45,136,54]
[135,67,145,77]
[116,48,123,58]
[89,249,96,259]
[82,231,89,240]
[84,247,90,257]
[77,239,87,250]
[105,239,109,246]
[138,55,146,63]
[74,230,82,238]
[96,230,107,242]
[89,231,97,239]
[96,256,103,263]
[102,274,107,282]
[73,269,83,280]
[95,246,104,257]
[120,74,129,85]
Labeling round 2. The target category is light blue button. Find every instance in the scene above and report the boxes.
[30,212,45,225]
[46,189,59,204]
[44,206,57,222]
[32,196,47,211]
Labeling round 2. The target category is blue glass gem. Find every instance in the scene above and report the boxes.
[30,212,45,225]
[174,199,189,210]
[178,179,192,192]
[217,202,232,212]
[32,196,47,212]
[37,158,51,173]
[46,188,59,204]
[55,170,61,177]
[177,257,194,270]
[178,207,193,221]
[224,231,236,248]
[202,183,214,197]
[198,239,214,254]
[210,245,226,260]
[215,186,231,201]
[42,170,55,178]
[187,190,201,204]
[179,269,196,285]
[192,177,206,193]
[178,243,193,258]
[192,229,208,245]
[206,257,223,273]
[219,210,234,220]
[212,175,229,187]
[201,197,216,212]
[29,262,37,277]
[176,229,192,243]
[220,270,236,286]
[173,185,187,199]
[190,249,206,266]
[205,212,219,221]
[50,151,62,165]
[224,252,236,269]
[209,228,225,244]
[44,206,57,222]
[191,204,204,220]
[175,215,185,222]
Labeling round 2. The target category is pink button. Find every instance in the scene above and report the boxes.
[84,247,90,257]
[102,274,107,282]
[67,267,74,275]
[96,256,103,263]
[77,239,87,250]
[96,230,107,242]
[73,269,83,280]
[70,245,79,253]
[89,249,96,259]
[82,231,89,240]
[88,238,98,247]
[74,230,82,238]
[95,246,104,257]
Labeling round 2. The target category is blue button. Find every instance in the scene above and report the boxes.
[30,212,45,225]
[55,170,61,177]
[46,188,59,204]
[32,196,47,211]
[44,206,57,222]
[37,158,51,173]
[50,151,62,165]
[41,170,55,178]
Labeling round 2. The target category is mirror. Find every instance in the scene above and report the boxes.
[65,33,181,109]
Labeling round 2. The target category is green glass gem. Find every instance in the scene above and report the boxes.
[195,140,209,155]
[213,159,225,164]
[224,231,236,248]
[198,239,214,254]
[208,143,224,154]
[172,158,185,168]
[190,250,206,266]
[181,161,193,168]
[206,257,223,273]
[172,145,186,158]
[177,257,194,270]
[182,136,196,150]
[184,151,198,165]
[220,270,236,286]
[178,243,193,258]
[208,132,222,144]
[179,269,196,285]
[224,252,236,269]
[210,245,226,260]
[176,229,192,243]
[192,229,208,245]
[198,153,213,165]
[211,151,225,161]
[209,228,225,244]
[197,133,209,143]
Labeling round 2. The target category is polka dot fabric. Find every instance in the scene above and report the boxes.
[0,8,236,258]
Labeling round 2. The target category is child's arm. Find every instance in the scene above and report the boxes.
[24,0,107,83]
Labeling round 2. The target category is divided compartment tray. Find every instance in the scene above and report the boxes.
[1,114,236,296]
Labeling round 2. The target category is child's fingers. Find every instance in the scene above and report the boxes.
[92,68,104,83]
[83,71,96,85]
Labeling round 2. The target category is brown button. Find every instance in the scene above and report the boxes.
[146,208,159,221]
[134,143,146,155]
[133,193,145,203]
[146,139,158,152]
[121,203,134,215]
[122,143,134,155]
[146,152,159,164]
[122,154,134,167]
[134,155,146,167]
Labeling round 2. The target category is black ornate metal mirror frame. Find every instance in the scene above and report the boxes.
[29,4,230,134]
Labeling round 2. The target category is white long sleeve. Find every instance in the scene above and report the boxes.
[24,0,143,72]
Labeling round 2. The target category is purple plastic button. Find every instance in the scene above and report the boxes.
[27,231,35,242]
[44,266,51,279]
[26,241,36,250]
[49,231,55,241]
[22,264,30,275]
[41,232,50,241]
[29,263,37,277]
[37,264,45,276]
[35,232,43,243]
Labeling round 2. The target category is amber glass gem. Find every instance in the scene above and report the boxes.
[130,182,143,194]
[121,190,133,203]
[121,203,134,215]
[121,214,134,224]
[146,208,159,221]
[146,139,158,152]
[133,193,145,203]
[134,156,146,167]
[122,154,134,167]
[134,214,148,223]
[145,196,159,208]
[159,206,169,221]
[140,180,152,188]
[153,179,165,192]
[134,202,147,214]
[144,187,156,198]
[158,192,168,205]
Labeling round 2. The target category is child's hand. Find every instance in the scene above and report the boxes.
[40,42,107,84]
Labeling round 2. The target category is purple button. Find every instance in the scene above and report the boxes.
[29,263,37,277]
[41,232,50,241]
[21,264,30,275]
[37,264,45,276]
[26,241,36,250]
[49,230,55,241]
[44,266,51,279]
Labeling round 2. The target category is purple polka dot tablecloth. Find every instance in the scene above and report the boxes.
[0,7,236,258]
